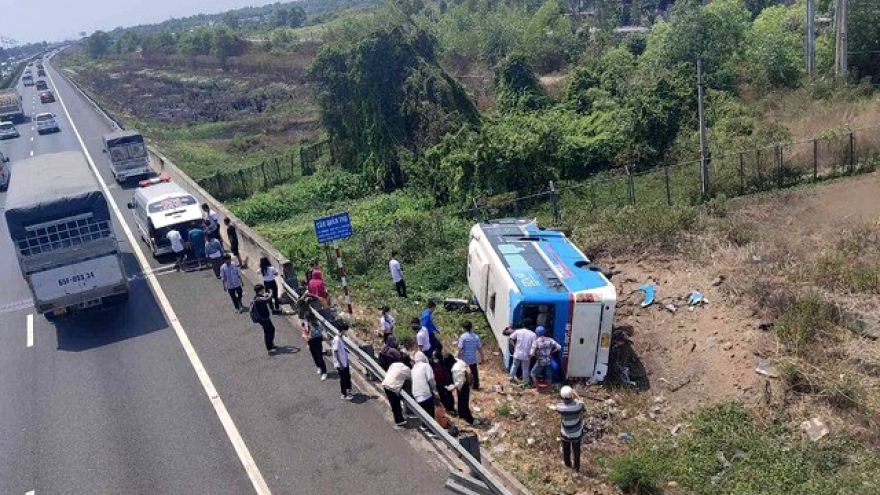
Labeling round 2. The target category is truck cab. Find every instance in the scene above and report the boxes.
[103,130,152,182]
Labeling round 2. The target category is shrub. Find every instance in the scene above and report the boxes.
[610,452,663,494]
[775,293,835,355]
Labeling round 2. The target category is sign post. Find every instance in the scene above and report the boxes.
[313,212,353,315]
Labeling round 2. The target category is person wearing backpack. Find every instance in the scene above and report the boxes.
[251,284,277,354]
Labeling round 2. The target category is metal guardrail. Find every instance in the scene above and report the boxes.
[281,280,513,495]
[51,54,514,495]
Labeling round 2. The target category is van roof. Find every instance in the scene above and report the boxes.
[134,181,192,202]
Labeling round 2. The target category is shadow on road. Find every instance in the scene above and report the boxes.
[54,253,169,351]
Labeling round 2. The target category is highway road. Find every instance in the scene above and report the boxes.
[0,60,447,495]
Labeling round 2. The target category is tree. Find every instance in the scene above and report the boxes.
[213,26,245,61]
[848,0,880,82]
[745,4,804,88]
[179,26,214,56]
[85,31,112,58]
[523,0,577,73]
[272,6,307,29]
[495,55,549,113]
[223,12,241,30]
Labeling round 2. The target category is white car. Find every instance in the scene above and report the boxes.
[35,112,60,134]
[0,120,19,139]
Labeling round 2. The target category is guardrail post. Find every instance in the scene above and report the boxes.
[849,130,856,173]
[775,144,783,188]
[738,152,745,194]
[664,166,672,206]
[813,139,819,181]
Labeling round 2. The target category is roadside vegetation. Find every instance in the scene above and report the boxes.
[56,0,880,493]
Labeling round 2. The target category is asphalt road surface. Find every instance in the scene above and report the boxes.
[0,59,447,495]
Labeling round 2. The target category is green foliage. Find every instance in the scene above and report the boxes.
[609,452,663,494]
[522,0,578,73]
[267,27,300,54]
[212,26,246,61]
[433,0,530,67]
[272,5,307,29]
[85,31,113,58]
[179,26,215,56]
[494,401,513,417]
[309,16,479,191]
[745,4,805,88]
[849,0,880,82]
[613,401,880,495]
[495,56,549,113]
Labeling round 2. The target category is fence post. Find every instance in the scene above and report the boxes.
[775,144,783,188]
[664,166,672,206]
[589,181,596,209]
[627,171,635,206]
[756,149,763,189]
[738,152,745,194]
[849,130,856,173]
[549,181,560,225]
[813,139,819,181]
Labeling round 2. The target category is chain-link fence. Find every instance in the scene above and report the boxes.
[464,125,880,225]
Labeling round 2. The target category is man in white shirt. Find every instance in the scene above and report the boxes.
[382,362,412,426]
[411,352,437,430]
[504,319,537,387]
[412,318,431,355]
[332,325,353,400]
[201,203,220,241]
[389,251,406,298]
[166,228,186,272]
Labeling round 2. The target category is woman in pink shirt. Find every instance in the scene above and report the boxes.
[307,269,329,302]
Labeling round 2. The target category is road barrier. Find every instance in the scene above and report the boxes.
[53,56,518,495]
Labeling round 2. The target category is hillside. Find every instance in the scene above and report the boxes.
[54,0,880,493]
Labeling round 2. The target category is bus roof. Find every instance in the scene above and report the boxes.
[478,219,612,297]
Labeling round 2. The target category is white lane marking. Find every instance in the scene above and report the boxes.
[29,151,33,157]
[46,67,273,495]
[30,137,33,142]
[26,490,34,495]
[26,314,33,347]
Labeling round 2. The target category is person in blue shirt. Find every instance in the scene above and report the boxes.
[421,300,442,358]
[457,321,484,390]
[187,222,206,268]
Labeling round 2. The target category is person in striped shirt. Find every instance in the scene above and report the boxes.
[555,386,585,471]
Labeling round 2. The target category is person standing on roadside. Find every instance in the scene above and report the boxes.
[555,386,585,471]
[389,251,406,298]
[449,357,477,425]
[382,361,412,427]
[308,268,329,306]
[432,353,456,414]
[304,311,327,380]
[379,305,395,340]
[531,326,561,386]
[166,227,186,272]
[504,319,536,387]
[220,254,245,312]
[259,257,282,314]
[202,203,220,241]
[223,217,243,266]
[204,235,224,279]
[332,325,354,400]
[420,300,442,357]
[187,222,206,268]
[411,351,437,431]
[457,321,484,390]
[305,259,319,283]
[251,284,277,354]
[413,317,431,356]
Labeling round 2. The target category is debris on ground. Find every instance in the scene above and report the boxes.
[687,291,707,307]
[664,303,678,313]
[711,275,726,286]
[755,359,779,378]
[800,417,830,442]
[619,432,634,442]
[638,283,655,307]
[670,423,683,436]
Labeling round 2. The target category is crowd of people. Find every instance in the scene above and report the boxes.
[166,207,586,471]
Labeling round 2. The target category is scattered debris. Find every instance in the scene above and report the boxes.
[492,384,504,393]
[755,359,780,378]
[687,291,707,307]
[664,303,678,313]
[604,398,617,407]
[619,432,634,442]
[711,275,725,286]
[473,406,482,413]
[492,443,508,454]
[652,395,666,404]
[722,342,733,351]
[706,335,717,349]
[758,321,774,332]
[670,424,683,436]
[526,438,536,446]
[638,283,656,307]
[800,418,830,442]
[717,451,732,469]
[486,424,501,437]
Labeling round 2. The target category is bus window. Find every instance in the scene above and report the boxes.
[489,293,496,313]
[522,304,555,334]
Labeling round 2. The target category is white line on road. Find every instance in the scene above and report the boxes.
[30,136,33,142]
[47,67,273,495]
[26,314,33,348]
[26,490,34,495]
[29,151,33,157]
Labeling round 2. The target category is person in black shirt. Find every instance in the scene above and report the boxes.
[252,284,277,354]
[224,217,243,266]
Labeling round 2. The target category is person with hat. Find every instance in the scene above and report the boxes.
[555,386,585,471]
[530,326,561,386]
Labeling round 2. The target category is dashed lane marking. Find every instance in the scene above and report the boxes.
[26,314,33,347]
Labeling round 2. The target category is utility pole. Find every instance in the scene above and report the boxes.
[806,0,815,78]
[697,58,710,198]
[835,0,848,81]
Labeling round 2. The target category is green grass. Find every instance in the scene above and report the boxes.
[775,292,837,356]
[611,401,880,495]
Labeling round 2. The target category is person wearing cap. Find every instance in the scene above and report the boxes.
[379,305,395,340]
[530,326,561,386]
[556,386,585,471]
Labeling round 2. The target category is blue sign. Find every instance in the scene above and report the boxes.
[314,212,352,244]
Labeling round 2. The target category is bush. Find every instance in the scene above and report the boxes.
[775,293,835,355]
[610,452,663,494]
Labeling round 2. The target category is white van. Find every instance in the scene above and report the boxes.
[127,175,204,256]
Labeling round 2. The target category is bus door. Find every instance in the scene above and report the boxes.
[566,300,604,379]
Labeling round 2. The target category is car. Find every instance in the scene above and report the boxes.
[35,80,48,91]
[39,91,55,104]
[37,69,46,77]
[0,151,10,191]
[35,113,60,134]
[0,120,19,139]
